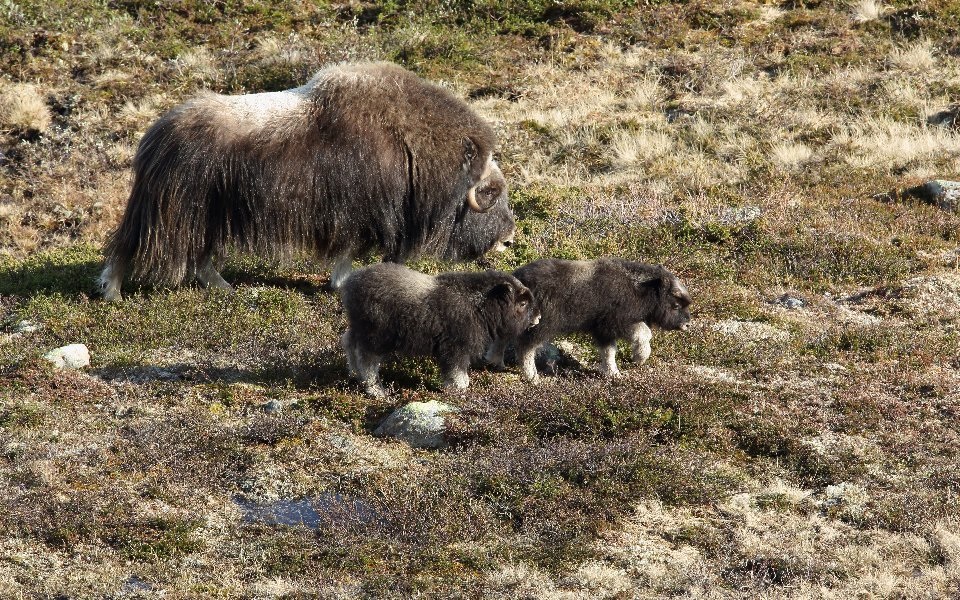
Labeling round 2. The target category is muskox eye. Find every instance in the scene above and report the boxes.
[518,300,528,309]
[671,303,680,310]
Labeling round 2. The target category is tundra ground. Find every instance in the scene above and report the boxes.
[2,1,960,597]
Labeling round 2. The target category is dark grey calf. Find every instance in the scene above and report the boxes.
[340,263,540,396]
[486,258,691,383]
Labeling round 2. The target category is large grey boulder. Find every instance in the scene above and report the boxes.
[43,344,90,369]
[886,180,960,212]
[373,400,458,449]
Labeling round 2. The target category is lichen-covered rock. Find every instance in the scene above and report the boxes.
[42,344,90,369]
[373,400,458,449]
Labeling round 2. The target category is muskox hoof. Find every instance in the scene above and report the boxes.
[365,383,388,398]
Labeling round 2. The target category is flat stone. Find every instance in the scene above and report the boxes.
[774,294,804,309]
[42,343,90,369]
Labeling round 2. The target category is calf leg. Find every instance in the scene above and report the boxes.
[342,330,385,397]
[517,341,541,384]
[196,258,234,292]
[629,322,652,365]
[484,338,509,370]
[340,329,359,376]
[597,343,622,378]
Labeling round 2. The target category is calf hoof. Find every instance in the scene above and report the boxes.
[599,367,623,380]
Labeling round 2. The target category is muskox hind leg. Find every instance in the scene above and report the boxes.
[328,255,353,290]
[97,261,124,301]
[195,258,234,292]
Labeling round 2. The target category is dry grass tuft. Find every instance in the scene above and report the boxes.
[770,141,814,171]
[0,83,52,133]
[889,41,937,73]
[173,46,220,82]
[852,0,883,23]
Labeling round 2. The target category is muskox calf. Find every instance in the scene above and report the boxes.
[486,258,691,383]
[99,61,516,300]
[340,263,540,397]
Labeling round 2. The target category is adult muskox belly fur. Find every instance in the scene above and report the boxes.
[340,263,540,397]
[98,61,517,300]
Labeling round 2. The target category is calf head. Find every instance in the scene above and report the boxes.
[486,275,541,335]
[628,264,692,331]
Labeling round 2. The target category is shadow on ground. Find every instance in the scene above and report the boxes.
[0,254,102,297]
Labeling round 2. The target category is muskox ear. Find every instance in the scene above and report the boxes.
[487,282,514,302]
[462,138,487,183]
[627,268,661,290]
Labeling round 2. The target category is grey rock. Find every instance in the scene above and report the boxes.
[13,320,38,334]
[121,575,154,595]
[774,294,805,309]
[43,343,90,369]
[374,400,458,449]
[928,105,958,128]
[899,180,960,212]
[717,205,761,226]
[235,492,381,530]
[261,400,282,414]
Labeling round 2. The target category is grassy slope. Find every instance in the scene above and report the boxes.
[2,0,960,597]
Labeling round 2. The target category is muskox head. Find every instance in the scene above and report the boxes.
[628,265,692,331]
[444,145,516,261]
[485,273,541,336]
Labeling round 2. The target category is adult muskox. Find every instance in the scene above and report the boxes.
[98,61,517,300]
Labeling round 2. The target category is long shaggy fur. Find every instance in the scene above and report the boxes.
[340,263,540,396]
[486,258,692,382]
[100,61,516,299]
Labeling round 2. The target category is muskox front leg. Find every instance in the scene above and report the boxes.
[597,343,622,379]
[484,338,509,370]
[97,261,123,301]
[196,258,234,292]
[629,322,652,365]
[328,255,353,291]
[340,330,359,377]
[440,355,471,391]
[517,342,541,384]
